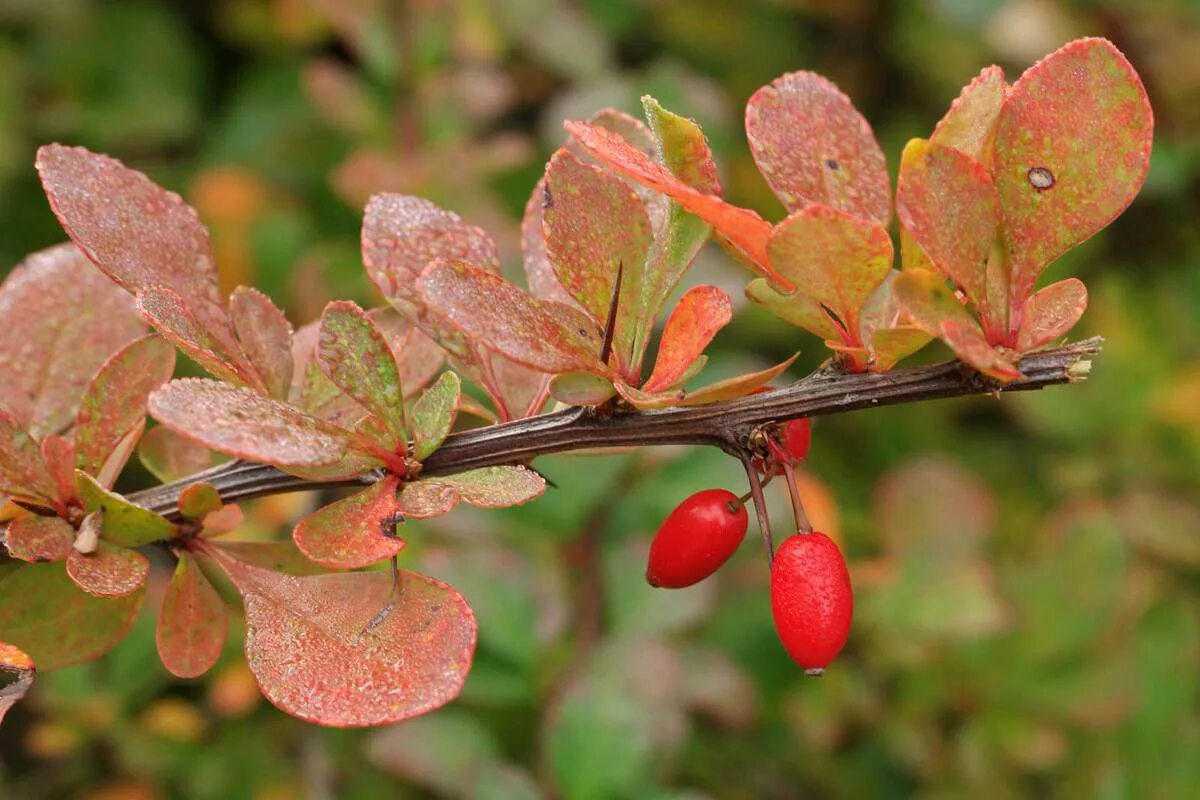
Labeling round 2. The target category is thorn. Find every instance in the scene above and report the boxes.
[598,260,623,365]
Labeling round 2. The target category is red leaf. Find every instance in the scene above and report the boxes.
[896,139,1003,337]
[766,205,892,343]
[0,562,144,671]
[156,551,226,679]
[207,540,328,576]
[318,301,407,444]
[75,336,176,477]
[931,65,1006,162]
[137,285,255,388]
[40,435,77,504]
[522,177,580,308]
[293,476,406,569]
[0,642,34,726]
[149,379,350,469]
[66,541,149,597]
[1016,278,1088,351]
[5,515,74,563]
[994,38,1153,306]
[642,286,732,393]
[230,287,294,400]
[36,145,223,308]
[939,319,1023,382]
[418,260,608,375]
[542,149,653,376]
[0,410,58,503]
[138,424,227,483]
[0,244,143,438]
[745,71,891,225]
[430,466,547,509]
[205,546,477,727]
[564,120,782,284]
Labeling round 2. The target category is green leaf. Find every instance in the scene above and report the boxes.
[411,372,461,460]
[432,466,547,509]
[642,286,731,393]
[4,515,74,563]
[156,551,227,679]
[66,541,149,598]
[205,546,477,727]
[1016,278,1088,352]
[766,205,892,344]
[548,371,616,406]
[75,335,176,477]
[75,470,175,547]
[0,244,144,439]
[229,286,294,400]
[149,378,350,470]
[745,278,844,342]
[418,259,608,376]
[896,139,1004,337]
[178,482,222,520]
[0,562,144,671]
[993,38,1153,306]
[930,65,1006,162]
[293,476,406,569]
[543,149,652,378]
[318,301,407,445]
[745,70,891,225]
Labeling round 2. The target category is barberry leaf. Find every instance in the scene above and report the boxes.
[0,410,58,503]
[893,269,976,335]
[411,372,461,461]
[138,425,227,483]
[207,540,328,576]
[745,279,845,342]
[75,471,175,548]
[199,503,243,538]
[766,205,892,343]
[230,287,294,400]
[398,481,461,518]
[480,354,551,421]
[137,285,253,388]
[75,335,176,477]
[5,515,74,563]
[293,476,406,569]
[548,372,617,406]
[0,642,34,726]
[432,466,546,509]
[66,541,150,598]
[178,483,222,521]
[642,286,732,393]
[418,260,607,375]
[36,145,223,307]
[939,319,1022,382]
[318,301,407,444]
[896,139,1003,335]
[564,120,781,283]
[994,38,1153,305]
[1016,278,1088,351]
[368,309,447,398]
[931,65,1006,162]
[0,244,143,437]
[149,379,350,469]
[205,547,477,727]
[157,551,226,679]
[869,327,935,372]
[616,354,797,409]
[543,150,653,377]
[522,177,580,308]
[0,562,143,670]
[40,436,77,505]
[745,71,891,225]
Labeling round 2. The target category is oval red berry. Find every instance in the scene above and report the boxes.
[646,489,748,588]
[770,531,852,673]
[780,418,811,461]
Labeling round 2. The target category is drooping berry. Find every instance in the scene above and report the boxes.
[770,531,852,674]
[646,489,748,588]
[779,418,812,461]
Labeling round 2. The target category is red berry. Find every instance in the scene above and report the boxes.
[779,418,811,461]
[770,532,852,674]
[646,489,748,588]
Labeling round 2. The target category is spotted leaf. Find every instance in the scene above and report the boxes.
[157,552,227,679]
[642,286,731,393]
[431,466,546,509]
[931,65,1006,162]
[398,481,461,519]
[138,425,227,483]
[745,71,891,225]
[0,410,57,503]
[1016,278,1088,351]
[411,372,460,461]
[137,285,254,388]
[230,287,294,400]
[745,279,845,342]
[66,541,150,598]
[293,476,406,569]
[5,515,74,563]
[75,471,175,547]
[939,319,1022,382]
[318,301,407,444]
[207,540,328,576]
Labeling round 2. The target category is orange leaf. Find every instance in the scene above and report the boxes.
[642,286,732,393]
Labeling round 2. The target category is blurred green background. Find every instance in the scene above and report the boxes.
[1,0,1198,798]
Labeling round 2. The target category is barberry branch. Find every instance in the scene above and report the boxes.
[129,338,1101,521]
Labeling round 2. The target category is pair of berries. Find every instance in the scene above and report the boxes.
[644,417,852,672]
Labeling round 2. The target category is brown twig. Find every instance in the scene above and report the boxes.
[127,338,1102,521]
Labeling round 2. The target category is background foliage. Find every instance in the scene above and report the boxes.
[0,0,1197,797]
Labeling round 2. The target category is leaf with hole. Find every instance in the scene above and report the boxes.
[75,335,176,477]
[157,551,226,679]
[66,541,150,598]
[411,372,460,460]
[149,379,350,470]
[293,476,406,569]
[993,38,1153,305]
[745,71,891,225]
[0,244,143,438]
[318,301,407,444]
[642,286,731,393]
[205,546,477,727]
[0,563,143,670]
